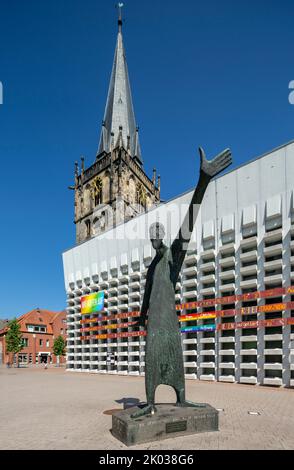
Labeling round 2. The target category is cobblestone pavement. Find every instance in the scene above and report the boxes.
[0,366,293,450]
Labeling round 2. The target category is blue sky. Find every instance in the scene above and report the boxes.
[0,0,293,319]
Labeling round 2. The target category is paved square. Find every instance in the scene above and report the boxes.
[0,366,293,450]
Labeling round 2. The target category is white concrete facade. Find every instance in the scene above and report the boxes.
[63,141,294,387]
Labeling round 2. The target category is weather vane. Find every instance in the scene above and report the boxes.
[116,3,124,29]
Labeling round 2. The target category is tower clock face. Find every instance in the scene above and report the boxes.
[93,177,103,195]
[136,183,147,206]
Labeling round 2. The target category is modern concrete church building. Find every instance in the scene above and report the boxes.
[63,13,294,387]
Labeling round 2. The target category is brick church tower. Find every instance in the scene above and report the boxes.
[71,9,161,244]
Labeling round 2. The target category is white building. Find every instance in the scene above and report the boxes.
[63,139,294,387]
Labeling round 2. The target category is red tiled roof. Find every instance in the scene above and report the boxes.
[0,309,65,335]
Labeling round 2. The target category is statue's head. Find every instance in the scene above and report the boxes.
[149,222,165,250]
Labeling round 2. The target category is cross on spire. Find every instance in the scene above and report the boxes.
[116,3,124,32]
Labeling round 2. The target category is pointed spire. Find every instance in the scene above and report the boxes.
[115,125,124,148]
[75,161,79,178]
[74,161,79,187]
[81,156,85,173]
[134,126,142,164]
[97,7,142,165]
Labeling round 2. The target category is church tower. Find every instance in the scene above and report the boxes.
[72,8,161,244]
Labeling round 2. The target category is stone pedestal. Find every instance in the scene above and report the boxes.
[112,403,218,447]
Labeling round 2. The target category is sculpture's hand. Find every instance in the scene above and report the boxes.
[199,147,232,178]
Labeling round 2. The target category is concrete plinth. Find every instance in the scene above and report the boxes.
[112,403,219,446]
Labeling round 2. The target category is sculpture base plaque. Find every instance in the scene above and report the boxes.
[111,404,218,446]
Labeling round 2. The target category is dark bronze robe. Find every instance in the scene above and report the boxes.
[139,171,212,400]
[141,244,184,398]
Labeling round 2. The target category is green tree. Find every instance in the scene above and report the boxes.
[53,335,66,366]
[5,318,23,367]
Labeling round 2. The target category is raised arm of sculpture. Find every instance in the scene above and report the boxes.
[170,147,232,285]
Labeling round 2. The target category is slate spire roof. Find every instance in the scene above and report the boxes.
[97,16,142,165]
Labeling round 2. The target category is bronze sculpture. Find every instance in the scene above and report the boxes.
[131,147,232,418]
